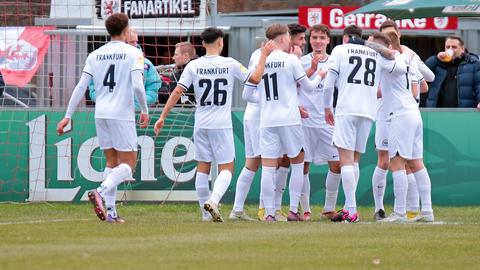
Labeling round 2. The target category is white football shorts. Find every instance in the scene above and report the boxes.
[333,115,373,153]
[193,128,235,164]
[388,113,423,160]
[375,120,390,152]
[244,119,261,158]
[303,126,339,164]
[260,125,304,159]
[95,118,138,152]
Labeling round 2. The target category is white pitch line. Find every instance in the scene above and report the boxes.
[0,218,91,226]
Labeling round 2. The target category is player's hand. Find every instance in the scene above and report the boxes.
[477,103,480,111]
[154,117,165,136]
[56,118,70,135]
[261,40,276,56]
[318,70,328,80]
[325,108,335,126]
[299,106,309,118]
[290,45,303,58]
[310,54,323,71]
[139,113,150,128]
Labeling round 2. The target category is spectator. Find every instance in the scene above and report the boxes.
[88,28,161,108]
[425,36,480,109]
[158,42,196,104]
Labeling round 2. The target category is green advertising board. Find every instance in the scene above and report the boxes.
[0,109,479,206]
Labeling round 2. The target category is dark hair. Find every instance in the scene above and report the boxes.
[266,24,289,40]
[309,24,331,38]
[343,25,362,38]
[372,32,392,47]
[105,13,129,37]
[288,23,307,36]
[379,20,399,32]
[446,35,464,47]
[200,27,224,44]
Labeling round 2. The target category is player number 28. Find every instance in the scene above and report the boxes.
[347,56,376,86]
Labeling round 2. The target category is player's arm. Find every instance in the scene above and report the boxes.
[57,72,92,135]
[247,41,276,84]
[132,69,150,128]
[381,52,408,76]
[154,85,184,135]
[420,79,429,93]
[348,36,395,60]
[306,54,322,78]
[323,69,338,126]
[242,83,260,103]
[154,63,192,135]
[418,62,435,82]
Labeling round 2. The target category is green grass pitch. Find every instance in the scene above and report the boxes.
[0,203,479,270]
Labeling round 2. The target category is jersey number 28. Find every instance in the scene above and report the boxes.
[347,56,376,86]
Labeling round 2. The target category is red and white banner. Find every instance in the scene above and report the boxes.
[0,26,54,87]
[298,6,458,31]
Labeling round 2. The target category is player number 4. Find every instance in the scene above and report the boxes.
[103,64,116,92]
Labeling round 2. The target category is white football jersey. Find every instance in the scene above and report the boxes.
[328,43,400,120]
[381,53,420,118]
[178,55,250,129]
[244,49,261,121]
[255,50,305,128]
[299,53,329,127]
[84,41,144,121]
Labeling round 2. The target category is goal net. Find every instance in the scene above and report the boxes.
[0,0,208,202]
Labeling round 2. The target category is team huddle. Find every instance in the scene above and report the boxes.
[58,13,434,224]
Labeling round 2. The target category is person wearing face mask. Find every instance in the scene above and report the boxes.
[425,36,480,109]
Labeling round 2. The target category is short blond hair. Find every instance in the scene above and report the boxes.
[175,42,196,58]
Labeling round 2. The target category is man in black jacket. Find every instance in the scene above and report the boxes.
[425,36,480,109]
[158,42,196,104]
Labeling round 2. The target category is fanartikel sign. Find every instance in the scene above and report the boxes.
[298,6,458,30]
[96,0,201,19]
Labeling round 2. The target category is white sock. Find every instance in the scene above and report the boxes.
[372,166,388,212]
[102,167,117,217]
[233,167,256,212]
[341,165,357,214]
[413,168,433,213]
[259,192,264,209]
[324,170,341,212]
[274,167,289,211]
[97,164,132,197]
[195,172,210,209]
[300,173,311,213]
[261,166,276,217]
[288,163,304,213]
[406,173,420,212]
[392,170,408,215]
[353,162,360,186]
[210,170,232,205]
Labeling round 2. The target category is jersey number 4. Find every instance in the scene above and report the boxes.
[199,78,227,106]
[347,56,376,86]
[103,64,116,92]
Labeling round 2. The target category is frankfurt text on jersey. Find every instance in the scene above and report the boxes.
[96,53,127,61]
[196,67,229,75]
[347,48,377,57]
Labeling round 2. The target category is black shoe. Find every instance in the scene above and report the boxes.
[374,209,386,220]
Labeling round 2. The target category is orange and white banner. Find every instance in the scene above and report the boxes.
[0,26,54,87]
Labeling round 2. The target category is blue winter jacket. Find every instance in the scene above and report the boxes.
[425,52,480,107]
[88,57,161,109]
